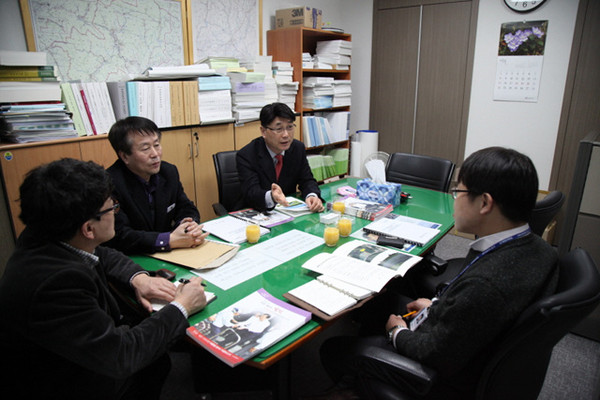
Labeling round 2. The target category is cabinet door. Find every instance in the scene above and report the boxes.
[79,136,118,168]
[234,120,261,150]
[1,143,81,236]
[193,124,235,221]
[160,128,197,206]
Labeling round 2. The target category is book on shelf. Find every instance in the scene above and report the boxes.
[168,81,186,127]
[0,65,57,78]
[60,83,88,136]
[201,215,270,244]
[148,239,239,271]
[360,214,441,247]
[275,197,313,217]
[229,208,293,228]
[106,81,130,121]
[0,81,61,103]
[285,240,421,318]
[0,50,47,66]
[186,288,311,367]
[327,197,393,221]
[152,280,216,312]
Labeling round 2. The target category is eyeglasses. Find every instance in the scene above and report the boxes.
[265,124,296,134]
[451,188,480,200]
[95,201,120,219]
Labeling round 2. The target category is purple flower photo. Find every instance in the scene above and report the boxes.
[498,20,548,56]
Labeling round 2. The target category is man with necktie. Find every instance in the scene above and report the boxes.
[237,102,324,213]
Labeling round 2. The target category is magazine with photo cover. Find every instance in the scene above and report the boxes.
[186,288,311,367]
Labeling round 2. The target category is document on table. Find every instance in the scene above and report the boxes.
[193,229,323,290]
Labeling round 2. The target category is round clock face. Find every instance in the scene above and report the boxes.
[504,0,547,13]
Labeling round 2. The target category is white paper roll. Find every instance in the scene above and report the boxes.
[350,141,362,177]
[357,130,379,178]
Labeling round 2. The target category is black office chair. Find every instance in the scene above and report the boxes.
[385,152,455,193]
[529,190,566,236]
[212,150,244,216]
[411,190,567,298]
[351,248,600,400]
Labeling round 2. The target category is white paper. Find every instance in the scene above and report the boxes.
[194,230,323,290]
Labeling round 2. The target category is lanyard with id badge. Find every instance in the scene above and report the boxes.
[411,229,532,331]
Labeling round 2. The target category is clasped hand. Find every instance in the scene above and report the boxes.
[170,217,209,249]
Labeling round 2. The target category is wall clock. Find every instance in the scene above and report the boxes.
[504,0,547,13]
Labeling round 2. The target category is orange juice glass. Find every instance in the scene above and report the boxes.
[337,217,353,237]
[324,226,340,247]
[246,223,261,243]
[332,201,345,214]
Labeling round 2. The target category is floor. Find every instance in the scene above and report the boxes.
[160,233,600,399]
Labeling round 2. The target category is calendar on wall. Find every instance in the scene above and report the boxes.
[493,20,548,103]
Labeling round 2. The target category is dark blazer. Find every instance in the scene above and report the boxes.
[0,229,188,399]
[106,159,199,254]
[236,137,320,211]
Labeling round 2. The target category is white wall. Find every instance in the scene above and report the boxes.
[465,1,578,189]
[261,0,373,138]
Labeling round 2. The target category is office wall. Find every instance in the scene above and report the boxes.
[464,1,578,189]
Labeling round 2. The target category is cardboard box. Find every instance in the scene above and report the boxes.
[276,7,322,29]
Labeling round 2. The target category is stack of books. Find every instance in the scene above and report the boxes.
[0,103,77,143]
[272,61,293,83]
[315,40,352,70]
[314,111,351,142]
[229,72,267,123]
[0,51,78,143]
[197,76,233,124]
[302,115,332,147]
[332,80,352,107]
[303,76,334,109]
[277,82,299,112]
[60,81,117,135]
[0,51,61,104]
[197,56,244,75]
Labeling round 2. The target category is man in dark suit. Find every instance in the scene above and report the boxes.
[105,116,208,254]
[237,102,324,212]
[0,158,207,399]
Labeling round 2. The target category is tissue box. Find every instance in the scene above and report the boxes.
[357,179,402,206]
[276,7,323,29]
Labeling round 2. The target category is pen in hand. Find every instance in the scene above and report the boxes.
[179,278,206,287]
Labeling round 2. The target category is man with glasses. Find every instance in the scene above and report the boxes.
[105,116,207,254]
[318,147,559,399]
[0,158,208,399]
[237,102,324,212]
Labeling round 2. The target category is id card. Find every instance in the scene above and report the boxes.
[409,307,429,331]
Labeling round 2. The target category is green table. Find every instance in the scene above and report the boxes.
[131,177,455,368]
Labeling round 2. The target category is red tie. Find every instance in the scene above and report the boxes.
[275,154,283,180]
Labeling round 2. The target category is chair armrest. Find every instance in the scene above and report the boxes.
[212,203,228,217]
[423,253,448,276]
[354,344,438,397]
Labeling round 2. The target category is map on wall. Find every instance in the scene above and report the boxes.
[191,0,259,64]
[28,0,185,82]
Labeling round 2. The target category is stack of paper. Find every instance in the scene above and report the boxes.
[197,76,233,123]
[332,80,352,107]
[0,103,78,143]
[303,76,334,110]
[276,82,299,111]
[315,40,352,70]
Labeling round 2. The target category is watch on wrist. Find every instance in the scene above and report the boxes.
[387,325,403,343]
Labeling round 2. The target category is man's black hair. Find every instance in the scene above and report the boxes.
[108,116,161,156]
[259,102,296,127]
[19,158,113,241]
[458,147,538,223]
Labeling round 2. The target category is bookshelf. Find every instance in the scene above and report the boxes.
[267,27,351,179]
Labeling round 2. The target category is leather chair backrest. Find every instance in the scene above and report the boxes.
[530,190,566,236]
[476,248,600,400]
[212,151,244,213]
[385,152,455,193]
